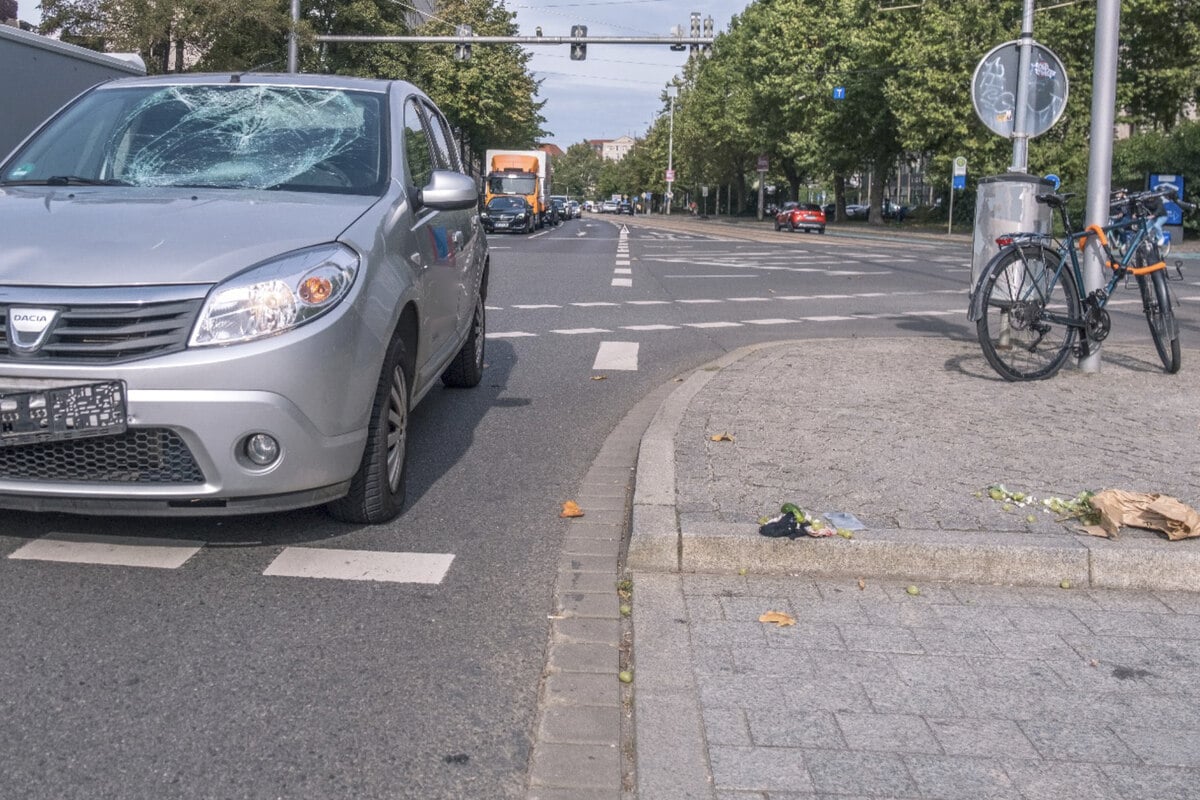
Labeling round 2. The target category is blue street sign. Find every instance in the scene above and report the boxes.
[952,174,966,190]
[832,86,846,100]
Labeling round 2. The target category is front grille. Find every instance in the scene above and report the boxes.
[0,299,204,363]
[0,428,205,483]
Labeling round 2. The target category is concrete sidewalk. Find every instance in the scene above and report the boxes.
[628,337,1200,799]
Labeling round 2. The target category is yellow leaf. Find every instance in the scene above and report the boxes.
[710,432,736,442]
[857,578,866,591]
[758,610,795,627]
[560,501,585,518]
[591,375,607,381]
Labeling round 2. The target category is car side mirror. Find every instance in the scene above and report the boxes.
[418,170,479,211]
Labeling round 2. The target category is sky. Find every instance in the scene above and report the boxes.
[16,0,752,149]
[508,0,750,149]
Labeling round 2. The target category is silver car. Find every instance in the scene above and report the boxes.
[0,73,488,523]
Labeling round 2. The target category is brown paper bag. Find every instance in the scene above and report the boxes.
[1085,489,1200,540]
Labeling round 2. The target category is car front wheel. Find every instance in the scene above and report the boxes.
[327,335,411,524]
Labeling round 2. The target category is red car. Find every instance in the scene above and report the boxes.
[774,201,826,234]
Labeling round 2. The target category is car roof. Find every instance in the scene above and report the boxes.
[97,72,402,95]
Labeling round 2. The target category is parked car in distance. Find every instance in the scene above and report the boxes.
[482,195,535,233]
[774,201,826,234]
[844,204,869,220]
[550,196,569,222]
[0,72,489,524]
[617,201,634,216]
[601,200,619,213]
[567,200,581,218]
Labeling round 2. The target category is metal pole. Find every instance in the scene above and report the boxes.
[666,95,675,215]
[288,0,299,73]
[947,188,954,235]
[1080,0,1121,373]
[1009,0,1035,172]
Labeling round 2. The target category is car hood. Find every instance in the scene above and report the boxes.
[0,187,382,286]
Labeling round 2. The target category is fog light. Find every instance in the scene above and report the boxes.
[244,433,280,466]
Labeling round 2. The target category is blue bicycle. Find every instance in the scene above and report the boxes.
[969,186,1192,381]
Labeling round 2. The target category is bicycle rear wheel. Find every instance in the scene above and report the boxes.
[975,244,1081,381]
[1138,267,1181,373]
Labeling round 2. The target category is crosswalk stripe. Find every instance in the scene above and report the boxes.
[263,548,454,584]
[592,341,639,371]
[9,533,203,569]
[614,268,632,275]
[612,278,633,287]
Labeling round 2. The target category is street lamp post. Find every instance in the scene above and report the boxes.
[666,86,678,215]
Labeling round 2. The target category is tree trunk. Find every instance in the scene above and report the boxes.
[833,173,847,222]
[868,165,887,226]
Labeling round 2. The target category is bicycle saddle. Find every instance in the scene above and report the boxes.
[1035,193,1074,208]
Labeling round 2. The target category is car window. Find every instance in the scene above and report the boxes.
[421,102,460,172]
[403,97,435,189]
[2,85,386,194]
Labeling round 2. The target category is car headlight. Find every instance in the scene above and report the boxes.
[515,212,526,220]
[190,243,358,347]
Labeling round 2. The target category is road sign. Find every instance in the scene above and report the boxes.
[701,186,709,197]
[953,156,967,176]
[756,155,768,171]
[832,86,846,100]
[953,174,966,190]
[1150,173,1186,225]
[665,168,675,182]
[971,40,1068,139]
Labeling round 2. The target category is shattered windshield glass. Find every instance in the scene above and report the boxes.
[1,84,387,194]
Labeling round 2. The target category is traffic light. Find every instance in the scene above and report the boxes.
[689,13,700,56]
[570,25,587,60]
[455,24,472,61]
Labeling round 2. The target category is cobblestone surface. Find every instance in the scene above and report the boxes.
[676,338,1200,536]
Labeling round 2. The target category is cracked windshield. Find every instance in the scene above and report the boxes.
[3,85,384,193]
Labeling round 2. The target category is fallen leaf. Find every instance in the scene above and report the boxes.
[905,585,921,596]
[591,375,607,381]
[710,432,735,442]
[758,611,796,627]
[857,578,866,590]
[559,501,585,518]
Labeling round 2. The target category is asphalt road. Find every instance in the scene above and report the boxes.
[1,215,1194,799]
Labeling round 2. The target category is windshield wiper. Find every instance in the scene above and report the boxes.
[1,176,128,186]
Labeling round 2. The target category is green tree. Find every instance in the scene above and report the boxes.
[408,0,547,165]
[552,142,605,199]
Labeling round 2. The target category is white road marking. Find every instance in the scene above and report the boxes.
[802,315,856,322]
[686,321,743,328]
[678,299,722,304]
[611,278,633,287]
[614,268,632,275]
[743,318,798,325]
[727,297,773,302]
[572,302,620,307]
[622,324,679,331]
[486,331,538,338]
[626,300,671,305]
[513,304,561,309]
[9,533,203,569]
[264,548,454,584]
[552,327,612,334]
[663,274,758,278]
[592,341,640,371]
[616,260,631,266]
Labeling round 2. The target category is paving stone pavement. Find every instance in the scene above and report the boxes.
[628,337,1200,799]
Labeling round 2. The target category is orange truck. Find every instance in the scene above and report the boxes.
[484,149,550,228]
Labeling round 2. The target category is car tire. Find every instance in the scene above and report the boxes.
[327,333,412,524]
[442,293,486,388]
[818,227,826,234]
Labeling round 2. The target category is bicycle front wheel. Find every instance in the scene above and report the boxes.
[1138,268,1181,373]
[975,244,1081,381]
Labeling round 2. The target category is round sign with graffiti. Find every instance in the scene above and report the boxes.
[971,40,1068,139]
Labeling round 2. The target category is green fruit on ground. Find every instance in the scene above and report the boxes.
[618,671,633,683]
[906,585,920,596]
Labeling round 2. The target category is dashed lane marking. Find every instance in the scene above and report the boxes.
[513,304,561,309]
[622,324,679,331]
[551,327,611,335]
[263,547,454,584]
[487,331,538,338]
[9,533,204,569]
[572,302,621,307]
[685,321,743,329]
[592,341,640,371]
